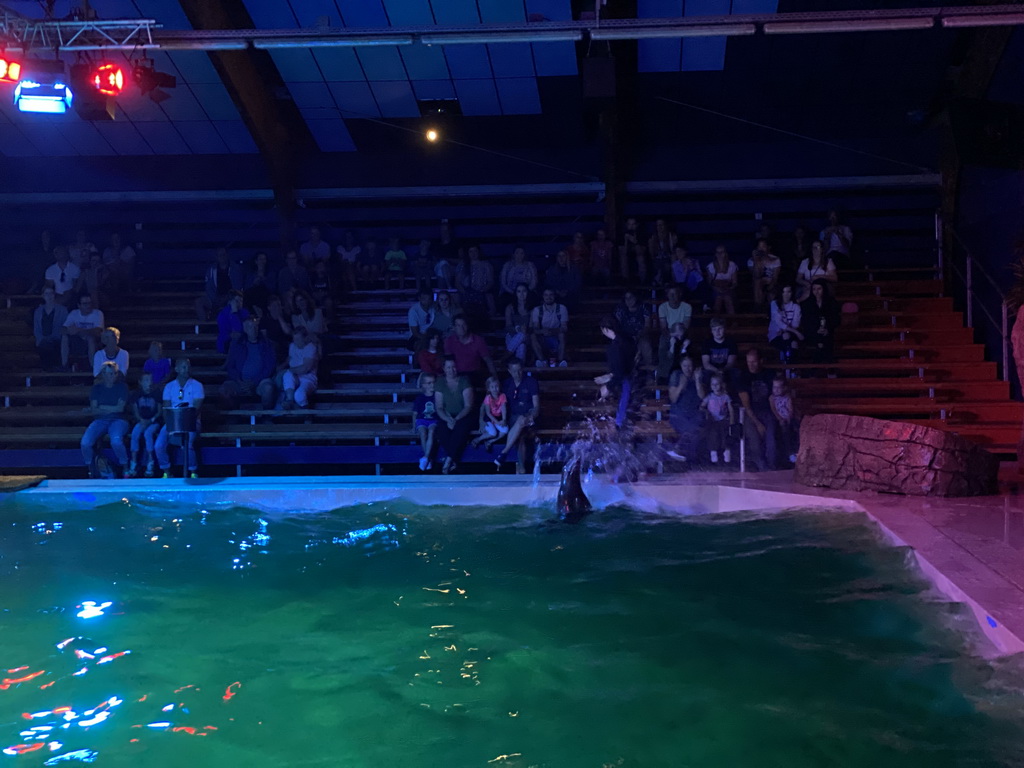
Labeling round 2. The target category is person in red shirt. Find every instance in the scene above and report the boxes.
[565,231,590,273]
[443,316,497,388]
[416,329,444,376]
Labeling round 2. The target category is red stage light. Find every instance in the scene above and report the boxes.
[0,57,21,84]
[91,63,124,96]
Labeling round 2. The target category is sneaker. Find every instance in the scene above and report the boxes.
[425,461,433,471]
[144,461,155,478]
[666,449,687,461]
[494,458,502,471]
[709,451,719,464]
[723,449,732,463]
[418,456,429,472]
[558,360,568,367]
[125,461,137,478]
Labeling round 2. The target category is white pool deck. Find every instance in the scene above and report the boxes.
[8,468,1024,657]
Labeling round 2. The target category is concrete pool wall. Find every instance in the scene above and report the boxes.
[7,472,1024,656]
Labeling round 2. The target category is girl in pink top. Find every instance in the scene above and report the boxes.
[471,377,509,450]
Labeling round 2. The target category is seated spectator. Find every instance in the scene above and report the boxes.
[261,294,293,357]
[414,373,439,471]
[595,316,636,428]
[671,246,710,309]
[356,239,382,287]
[801,278,840,365]
[455,246,495,319]
[434,357,474,474]
[795,240,838,302]
[143,341,172,388]
[658,285,692,337]
[216,290,249,354]
[647,219,677,285]
[770,375,800,466]
[92,326,130,377]
[281,327,319,410]
[619,216,646,283]
[666,355,704,463]
[430,290,459,338]
[615,290,654,368]
[820,209,853,269]
[245,251,274,312]
[408,289,436,349]
[543,250,582,310]
[156,358,204,478]
[127,371,162,478]
[444,316,497,386]
[589,229,614,283]
[701,373,735,464]
[565,231,590,273]
[77,251,110,310]
[471,376,509,451]
[749,239,782,307]
[434,220,457,290]
[530,289,569,368]
[81,361,130,478]
[384,237,408,291]
[738,348,777,472]
[499,247,538,299]
[44,246,80,306]
[62,293,104,370]
[657,322,691,384]
[416,329,444,376]
[278,249,311,296]
[791,226,810,277]
[299,226,330,265]
[411,239,435,293]
[222,317,278,411]
[33,287,67,370]
[336,230,361,293]
[197,247,244,321]
[68,229,97,269]
[496,358,540,473]
[504,283,534,364]
[291,289,326,340]
[706,245,738,315]
[768,284,803,361]
[102,233,136,294]
[701,317,739,391]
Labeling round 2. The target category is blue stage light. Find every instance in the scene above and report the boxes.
[15,79,73,114]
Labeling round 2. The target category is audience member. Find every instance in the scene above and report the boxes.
[706,245,738,315]
[701,373,734,464]
[770,375,800,465]
[290,290,326,339]
[530,289,569,368]
[657,322,690,383]
[738,348,777,472]
[33,287,67,370]
[261,295,293,356]
[416,329,444,376]
[619,216,646,283]
[456,246,495,319]
[336,230,361,293]
[801,278,840,365]
[444,316,497,385]
[434,220,457,290]
[81,361,130,478]
[143,341,172,387]
[278,249,311,296]
[499,247,538,298]
[504,283,533,363]
[596,316,636,429]
[430,290,458,338]
[411,239,435,293]
[615,290,654,368]
[198,248,244,321]
[222,317,278,410]
[92,326,130,377]
[565,231,590,273]
[127,371,161,478]
[543,250,582,310]
[216,290,249,354]
[414,373,439,471]
[61,293,104,370]
[408,289,436,349]
[434,357,474,474]
[496,358,539,473]
[357,239,382,287]
[384,237,408,290]
[299,226,330,265]
[102,233,136,293]
[671,246,710,309]
[68,229,97,269]
[768,284,803,360]
[78,251,109,310]
[820,209,853,268]
[749,238,781,307]
[657,285,692,338]
[44,246,80,305]
[471,376,509,450]
[795,240,838,302]
[155,358,204,478]
[701,317,739,391]
[589,229,614,283]
[647,219,677,285]
[666,355,704,463]
[245,252,274,312]
[281,327,319,410]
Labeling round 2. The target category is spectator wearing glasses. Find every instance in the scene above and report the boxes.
[155,358,204,478]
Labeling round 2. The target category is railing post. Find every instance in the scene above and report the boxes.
[966,252,974,329]
[1003,301,1010,383]
[934,211,944,284]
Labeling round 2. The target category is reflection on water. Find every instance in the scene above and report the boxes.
[0,500,1022,767]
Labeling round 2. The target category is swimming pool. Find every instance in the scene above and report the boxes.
[2,481,1023,767]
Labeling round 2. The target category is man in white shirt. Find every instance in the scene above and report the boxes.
[299,226,330,265]
[92,326,130,377]
[407,289,435,348]
[44,246,80,305]
[657,286,693,334]
[530,288,569,367]
[156,358,205,478]
[61,294,105,369]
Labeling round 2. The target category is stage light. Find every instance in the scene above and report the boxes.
[0,57,21,84]
[425,128,439,143]
[15,79,73,113]
[70,63,115,121]
[132,60,176,98]
[92,63,124,96]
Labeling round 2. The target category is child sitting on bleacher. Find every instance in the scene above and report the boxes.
[127,372,162,478]
[143,341,172,387]
[769,375,800,465]
[701,374,734,465]
[385,237,407,291]
[414,373,438,472]
[471,376,509,452]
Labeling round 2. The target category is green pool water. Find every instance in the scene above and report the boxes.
[0,498,1022,767]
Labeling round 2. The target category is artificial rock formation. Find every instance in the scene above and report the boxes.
[794,413,998,497]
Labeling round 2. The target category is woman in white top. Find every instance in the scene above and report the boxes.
[706,244,738,315]
[768,284,804,359]
[290,290,327,339]
[795,240,838,302]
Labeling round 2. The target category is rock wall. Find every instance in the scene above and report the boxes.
[794,413,999,497]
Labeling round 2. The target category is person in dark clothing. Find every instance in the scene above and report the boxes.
[596,316,636,428]
[800,278,840,365]
[738,348,778,471]
[221,317,278,410]
[666,355,704,463]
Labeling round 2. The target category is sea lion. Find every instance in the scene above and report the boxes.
[556,455,592,523]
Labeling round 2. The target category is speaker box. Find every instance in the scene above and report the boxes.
[583,57,616,100]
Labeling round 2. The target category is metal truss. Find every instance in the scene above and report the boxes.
[0,8,160,51]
